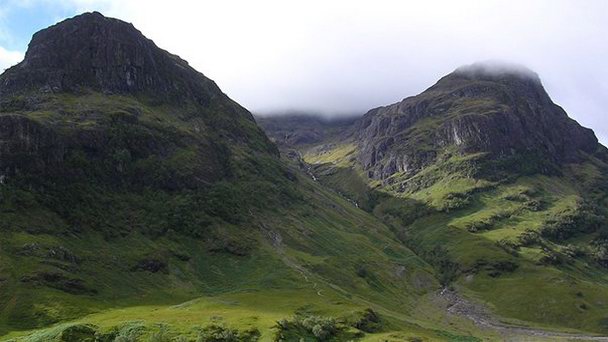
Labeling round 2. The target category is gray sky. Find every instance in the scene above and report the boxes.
[1,0,607,142]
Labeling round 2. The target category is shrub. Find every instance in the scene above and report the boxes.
[114,331,138,342]
[539,249,565,266]
[424,246,460,285]
[95,321,144,342]
[562,244,587,258]
[353,308,382,333]
[440,192,471,212]
[464,211,510,233]
[273,314,341,342]
[496,239,519,256]
[518,229,540,247]
[592,244,608,268]
[149,325,171,342]
[356,265,368,278]
[472,259,518,277]
[539,203,604,242]
[196,324,260,342]
[58,324,97,342]
[524,199,544,211]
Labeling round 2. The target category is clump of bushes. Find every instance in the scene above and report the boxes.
[148,325,171,342]
[518,229,540,247]
[463,210,510,233]
[471,259,518,277]
[539,203,604,242]
[562,244,587,258]
[274,314,341,341]
[539,248,566,266]
[58,324,97,342]
[94,321,145,342]
[352,308,382,333]
[423,246,461,285]
[524,199,544,211]
[197,324,260,342]
[496,239,519,256]
[591,242,608,268]
[439,192,471,212]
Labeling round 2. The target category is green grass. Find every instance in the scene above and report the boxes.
[0,167,498,341]
[301,139,608,334]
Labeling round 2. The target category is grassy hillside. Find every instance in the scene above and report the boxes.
[0,159,504,341]
[299,139,608,334]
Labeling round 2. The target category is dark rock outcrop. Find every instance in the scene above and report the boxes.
[356,62,600,180]
[20,272,95,295]
[132,258,168,273]
[1,12,220,106]
[0,12,278,188]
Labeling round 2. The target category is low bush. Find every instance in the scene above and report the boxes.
[273,314,341,341]
[440,192,471,212]
[539,249,566,266]
[464,211,510,233]
[539,203,604,242]
[518,229,540,247]
[591,243,608,268]
[197,324,260,342]
[149,325,171,342]
[496,239,519,256]
[562,244,587,258]
[352,308,382,333]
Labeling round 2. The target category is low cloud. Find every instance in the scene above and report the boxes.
[0,46,22,71]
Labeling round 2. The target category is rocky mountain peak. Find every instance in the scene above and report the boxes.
[425,62,548,105]
[0,12,278,189]
[451,61,540,82]
[0,12,220,105]
[356,63,600,180]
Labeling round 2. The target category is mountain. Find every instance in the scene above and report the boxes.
[356,62,601,180]
[271,62,608,335]
[3,12,608,341]
[256,113,358,148]
[0,11,278,190]
[0,13,475,342]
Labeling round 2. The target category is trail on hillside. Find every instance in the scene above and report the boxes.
[440,288,608,341]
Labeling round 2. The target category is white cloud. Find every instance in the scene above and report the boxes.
[3,0,608,141]
[0,45,22,71]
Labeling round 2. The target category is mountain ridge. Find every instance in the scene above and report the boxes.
[355,62,601,180]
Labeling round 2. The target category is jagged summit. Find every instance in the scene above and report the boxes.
[356,62,600,179]
[452,61,540,81]
[0,12,277,189]
[427,62,546,102]
[0,12,220,106]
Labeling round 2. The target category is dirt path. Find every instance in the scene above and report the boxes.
[440,288,608,341]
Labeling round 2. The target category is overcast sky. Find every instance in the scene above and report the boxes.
[1,0,607,142]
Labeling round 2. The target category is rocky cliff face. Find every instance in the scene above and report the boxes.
[1,12,219,105]
[356,63,600,180]
[0,12,277,188]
